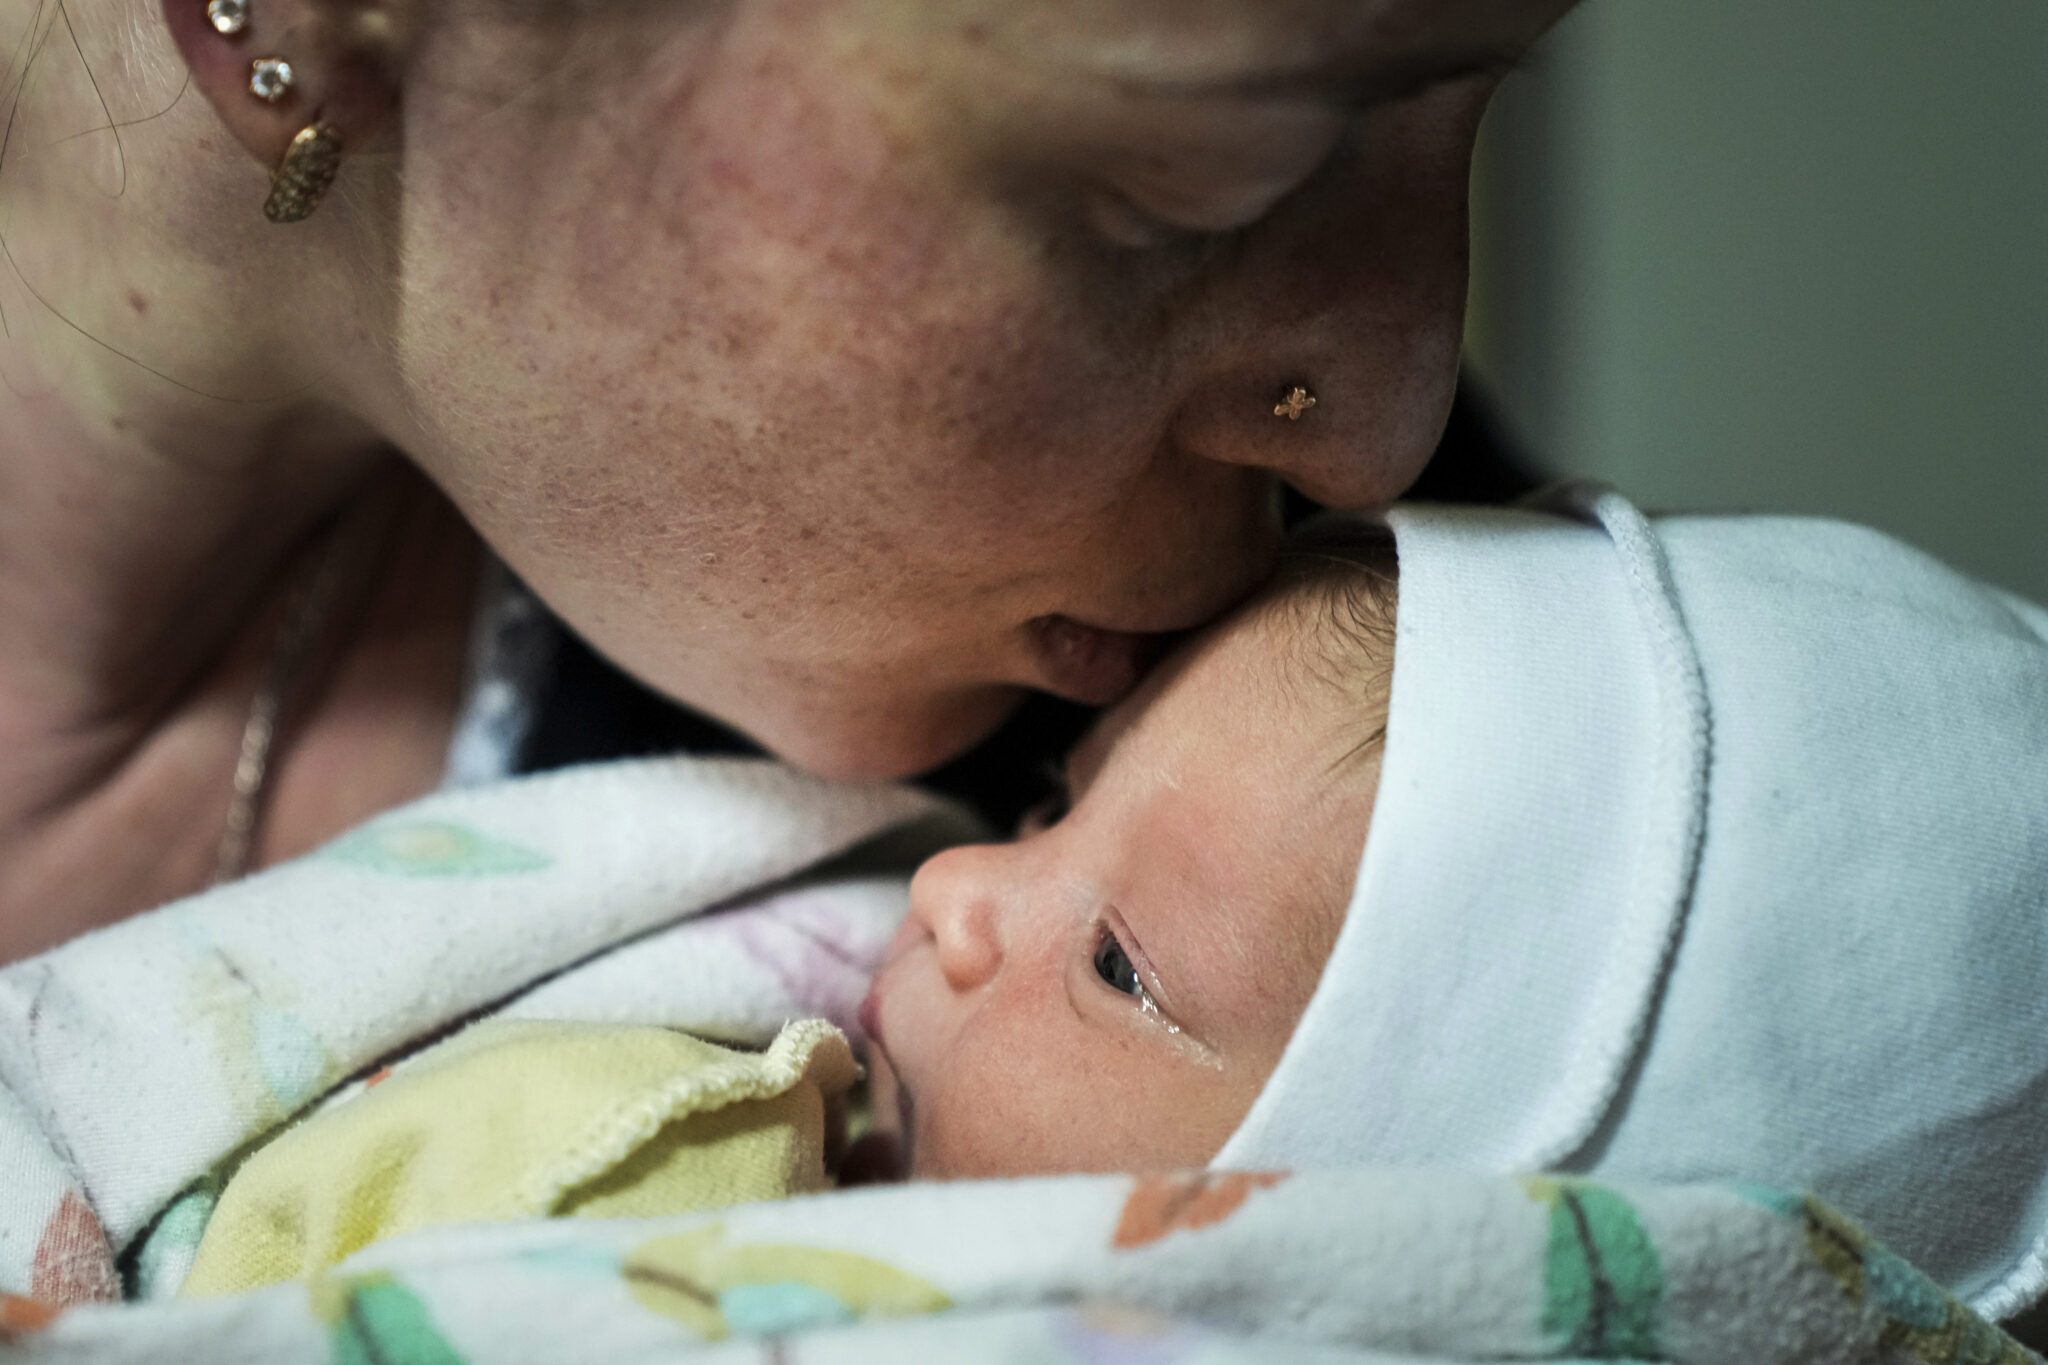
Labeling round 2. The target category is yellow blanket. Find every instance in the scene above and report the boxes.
[183,1017,855,1296]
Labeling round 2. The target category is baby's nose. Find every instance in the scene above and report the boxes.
[907,847,1003,992]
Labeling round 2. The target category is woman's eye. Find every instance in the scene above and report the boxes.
[1093,933,1141,996]
[1084,188,1215,253]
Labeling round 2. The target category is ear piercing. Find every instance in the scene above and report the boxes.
[265,122,343,222]
[206,0,340,221]
[208,0,289,108]
[203,0,285,105]
[1274,385,1318,421]
[248,56,293,102]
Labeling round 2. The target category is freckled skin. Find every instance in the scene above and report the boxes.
[386,0,1574,778]
[0,0,1568,949]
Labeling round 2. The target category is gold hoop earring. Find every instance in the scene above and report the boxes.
[1273,385,1318,421]
[265,123,343,223]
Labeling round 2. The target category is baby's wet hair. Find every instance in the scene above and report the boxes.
[1217,515,1399,969]
[1259,517,1398,768]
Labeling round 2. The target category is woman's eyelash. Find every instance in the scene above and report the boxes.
[1084,189,1196,252]
[1082,187,1246,257]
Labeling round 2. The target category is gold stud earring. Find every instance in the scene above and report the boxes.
[265,123,342,223]
[249,56,293,102]
[207,0,247,35]
[1274,385,1318,421]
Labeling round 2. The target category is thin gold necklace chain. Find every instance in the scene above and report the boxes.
[212,514,362,886]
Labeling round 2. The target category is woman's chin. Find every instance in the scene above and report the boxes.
[737,684,1028,782]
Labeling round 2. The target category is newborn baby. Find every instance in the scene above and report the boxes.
[182,521,1395,1296]
[187,489,2048,1317]
[853,516,1396,1179]
[868,484,2048,1318]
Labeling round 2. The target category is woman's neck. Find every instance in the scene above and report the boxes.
[0,0,473,959]
[0,437,483,961]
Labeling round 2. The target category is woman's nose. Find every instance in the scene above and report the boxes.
[1168,343,1460,511]
[906,846,1004,992]
[1167,113,1474,511]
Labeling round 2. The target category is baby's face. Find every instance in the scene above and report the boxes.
[860,588,1388,1178]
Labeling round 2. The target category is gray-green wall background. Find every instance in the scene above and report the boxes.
[1468,1,2047,600]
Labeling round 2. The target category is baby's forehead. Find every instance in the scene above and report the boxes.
[1070,529,1399,793]
[1107,564,1389,956]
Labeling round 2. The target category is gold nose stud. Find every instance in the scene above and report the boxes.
[1274,385,1318,421]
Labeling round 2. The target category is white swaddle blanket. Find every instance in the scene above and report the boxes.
[0,667,2037,1364]
[0,756,960,1305]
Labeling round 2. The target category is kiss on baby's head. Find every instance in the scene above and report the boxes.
[857,524,1400,1179]
[181,494,2048,1314]
[850,491,2048,1322]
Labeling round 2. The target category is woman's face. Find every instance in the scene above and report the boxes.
[386,0,1572,778]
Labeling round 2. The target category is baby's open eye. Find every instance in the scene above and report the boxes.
[1093,932,1141,996]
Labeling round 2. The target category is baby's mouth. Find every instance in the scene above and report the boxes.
[851,978,916,1178]
[840,1007,914,1183]
[856,980,889,1054]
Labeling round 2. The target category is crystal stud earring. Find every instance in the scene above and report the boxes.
[249,56,293,103]
[206,0,248,35]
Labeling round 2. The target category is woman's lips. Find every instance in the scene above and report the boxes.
[1026,615,1172,707]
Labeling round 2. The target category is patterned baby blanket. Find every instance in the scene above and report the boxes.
[8,1167,2040,1364]
[0,757,2034,1364]
[0,757,953,1306]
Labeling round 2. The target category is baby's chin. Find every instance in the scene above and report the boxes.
[838,1041,915,1184]
[835,1128,907,1185]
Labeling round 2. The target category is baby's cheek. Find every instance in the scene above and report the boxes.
[908,1075,1019,1179]
[909,1042,1082,1178]
[907,1046,1139,1178]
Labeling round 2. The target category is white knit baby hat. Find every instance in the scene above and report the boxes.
[1216,486,2048,1317]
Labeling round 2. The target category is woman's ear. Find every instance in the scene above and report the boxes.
[159,0,409,213]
